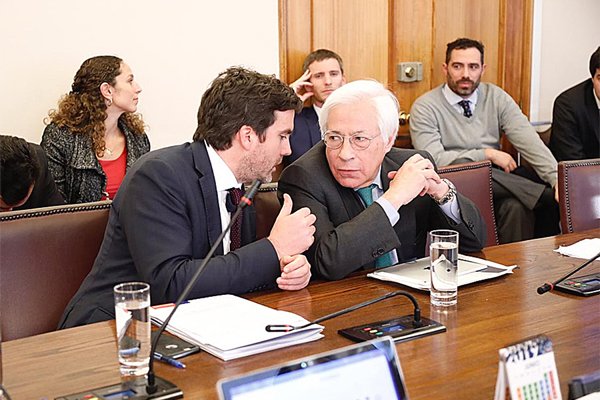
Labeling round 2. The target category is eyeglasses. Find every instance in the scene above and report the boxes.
[323,132,378,150]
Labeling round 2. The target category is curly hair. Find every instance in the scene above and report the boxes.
[193,67,302,150]
[46,55,145,157]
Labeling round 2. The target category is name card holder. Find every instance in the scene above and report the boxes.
[494,334,561,400]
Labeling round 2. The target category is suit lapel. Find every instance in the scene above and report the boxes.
[192,141,225,256]
[381,151,416,262]
[584,85,600,141]
[241,184,257,246]
[307,107,322,146]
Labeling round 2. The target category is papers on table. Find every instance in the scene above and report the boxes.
[150,294,323,361]
[368,254,516,291]
[554,238,600,260]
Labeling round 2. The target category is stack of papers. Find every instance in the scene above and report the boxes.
[368,254,517,290]
[150,294,323,361]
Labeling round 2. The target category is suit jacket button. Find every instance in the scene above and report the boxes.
[377,248,385,255]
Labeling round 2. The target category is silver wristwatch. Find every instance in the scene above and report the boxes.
[431,178,456,205]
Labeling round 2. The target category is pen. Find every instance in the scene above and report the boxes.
[153,352,186,369]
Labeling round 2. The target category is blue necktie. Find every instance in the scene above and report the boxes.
[458,100,472,118]
[356,184,394,268]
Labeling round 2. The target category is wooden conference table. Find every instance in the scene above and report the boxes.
[4,229,600,399]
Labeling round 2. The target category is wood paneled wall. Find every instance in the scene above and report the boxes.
[279,0,533,140]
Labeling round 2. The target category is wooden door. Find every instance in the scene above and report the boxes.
[279,0,533,147]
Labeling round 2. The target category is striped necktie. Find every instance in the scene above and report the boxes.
[458,100,472,118]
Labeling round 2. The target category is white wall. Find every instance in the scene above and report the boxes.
[530,0,600,125]
[2,1,597,147]
[0,1,279,149]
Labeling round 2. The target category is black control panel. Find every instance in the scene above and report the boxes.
[55,377,182,400]
[338,315,446,343]
[555,272,600,296]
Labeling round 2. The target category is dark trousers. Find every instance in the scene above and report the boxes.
[491,168,559,243]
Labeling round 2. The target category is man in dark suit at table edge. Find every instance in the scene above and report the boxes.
[550,46,600,162]
[278,80,486,281]
[59,67,316,329]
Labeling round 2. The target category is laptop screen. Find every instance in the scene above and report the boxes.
[218,337,407,400]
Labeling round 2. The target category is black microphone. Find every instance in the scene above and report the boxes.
[146,179,262,394]
[265,290,422,332]
[537,250,600,295]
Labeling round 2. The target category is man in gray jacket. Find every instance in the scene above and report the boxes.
[410,38,559,243]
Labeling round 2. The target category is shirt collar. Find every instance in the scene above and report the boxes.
[443,83,479,107]
[313,104,323,119]
[354,167,384,192]
[206,143,240,192]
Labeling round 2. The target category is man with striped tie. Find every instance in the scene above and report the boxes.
[410,38,559,244]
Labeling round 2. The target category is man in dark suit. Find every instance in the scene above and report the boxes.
[59,67,316,328]
[550,46,600,161]
[0,135,64,211]
[283,49,346,167]
[279,80,486,280]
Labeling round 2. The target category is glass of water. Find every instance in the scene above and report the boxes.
[429,230,459,307]
[114,282,151,379]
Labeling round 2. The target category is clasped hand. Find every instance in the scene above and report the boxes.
[268,193,316,290]
[381,154,449,209]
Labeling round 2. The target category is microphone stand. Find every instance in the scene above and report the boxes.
[537,250,600,295]
[146,179,262,394]
[266,290,422,332]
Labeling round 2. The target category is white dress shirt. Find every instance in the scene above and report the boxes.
[206,144,243,254]
[443,84,479,114]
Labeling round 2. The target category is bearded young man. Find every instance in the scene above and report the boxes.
[59,67,316,329]
[410,38,559,243]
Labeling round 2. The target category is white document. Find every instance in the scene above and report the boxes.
[554,238,600,260]
[368,254,517,291]
[150,294,323,361]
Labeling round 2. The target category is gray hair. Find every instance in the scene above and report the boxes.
[319,79,399,141]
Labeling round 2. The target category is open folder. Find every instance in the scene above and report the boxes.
[150,294,324,361]
[368,254,517,290]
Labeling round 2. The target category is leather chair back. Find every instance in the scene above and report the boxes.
[439,161,499,246]
[254,182,280,240]
[558,158,600,233]
[0,201,111,341]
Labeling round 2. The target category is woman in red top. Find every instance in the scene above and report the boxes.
[42,56,150,203]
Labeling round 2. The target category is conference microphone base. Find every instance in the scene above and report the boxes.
[338,315,446,343]
[55,376,182,400]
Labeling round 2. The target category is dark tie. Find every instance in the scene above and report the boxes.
[355,184,393,268]
[458,100,472,118]
[226,187,244,251]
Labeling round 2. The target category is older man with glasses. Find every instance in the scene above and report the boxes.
[278,80,486,280]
